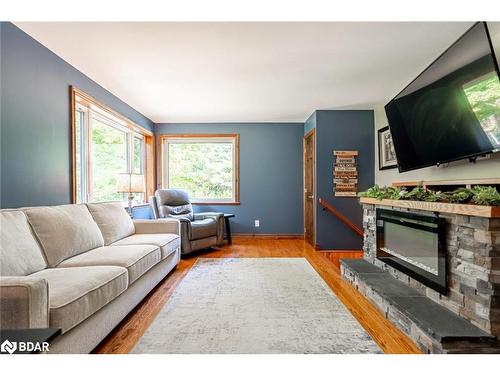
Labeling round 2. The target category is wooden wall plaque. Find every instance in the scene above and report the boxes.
[333,150,358,197]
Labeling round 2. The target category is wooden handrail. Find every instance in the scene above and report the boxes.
[318,198,364,238]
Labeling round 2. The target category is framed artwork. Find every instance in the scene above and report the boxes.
[378,126,398,170]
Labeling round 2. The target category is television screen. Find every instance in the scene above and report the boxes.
[385,22,500,172]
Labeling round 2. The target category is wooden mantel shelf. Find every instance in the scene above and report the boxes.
[359,197,500,218]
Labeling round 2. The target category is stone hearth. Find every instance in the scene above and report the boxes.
[341,200,500,353]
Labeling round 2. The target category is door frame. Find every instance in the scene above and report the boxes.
[303,128,316,246]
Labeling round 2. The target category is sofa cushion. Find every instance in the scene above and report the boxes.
[29,266,128,333]
[86,202,135,245]
[24,205,104,267]
[111,234,180,259]
[57,245,161,285]
[190,218,217,240]
[0,211,47,276]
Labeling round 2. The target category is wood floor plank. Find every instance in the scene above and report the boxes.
[320,250,364,269]
[93,238,421,354]
[302,246,421,354]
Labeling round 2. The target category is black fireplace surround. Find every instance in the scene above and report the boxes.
[376,208,447,294]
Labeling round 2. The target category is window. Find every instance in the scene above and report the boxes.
[160,135,240,204]
[71,87,154,204]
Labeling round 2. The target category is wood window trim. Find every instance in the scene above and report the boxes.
[303,128,316,246]
[70,86,155,203]
[158,134,240,205]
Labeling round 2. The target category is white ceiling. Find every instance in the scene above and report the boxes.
[15,22,473,123]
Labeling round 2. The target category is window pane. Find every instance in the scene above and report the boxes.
[133,136,143,174]
[168,142,233,200]
[91,119,128,202]
[75,110,83,203]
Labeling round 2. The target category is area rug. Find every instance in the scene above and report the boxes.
[132,258,381,354]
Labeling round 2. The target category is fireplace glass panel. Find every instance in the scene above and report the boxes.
[383,221,439,275]
[376,209,447,294]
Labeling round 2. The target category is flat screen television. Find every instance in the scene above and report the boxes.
[385,22,500,172]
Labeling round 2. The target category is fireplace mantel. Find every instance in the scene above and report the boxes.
[359,197,500,218]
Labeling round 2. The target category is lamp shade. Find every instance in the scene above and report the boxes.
[116,173,145,194]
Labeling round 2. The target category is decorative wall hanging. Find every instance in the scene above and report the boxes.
[378,126,398,170]
[333,150,358,197]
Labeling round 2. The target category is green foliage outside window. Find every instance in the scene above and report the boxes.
[133,136,143,174]
[168,143,234,200]
[92,120,127,202]
[75,111,83,202]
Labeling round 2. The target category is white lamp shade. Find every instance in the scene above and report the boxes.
[116,173,145,194]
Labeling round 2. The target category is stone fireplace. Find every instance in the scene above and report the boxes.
[341,198,500,353]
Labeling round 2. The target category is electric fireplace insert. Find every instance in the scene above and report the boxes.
[376,208,447,294]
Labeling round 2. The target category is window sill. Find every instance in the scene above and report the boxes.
[192,201,241,206]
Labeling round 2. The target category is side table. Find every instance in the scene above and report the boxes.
[223,213,235,245]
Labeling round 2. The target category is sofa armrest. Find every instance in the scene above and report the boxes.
[0,276,49,329]
[133,219,180,236]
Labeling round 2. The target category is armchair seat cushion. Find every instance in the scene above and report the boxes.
[29,266,128,333]
[189,218,217,240]
[111,234,180,259]
[57,245,161,285]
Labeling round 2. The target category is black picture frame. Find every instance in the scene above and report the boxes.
[378,126,398,170]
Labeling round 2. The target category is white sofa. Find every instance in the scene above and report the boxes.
[0,202,181,353]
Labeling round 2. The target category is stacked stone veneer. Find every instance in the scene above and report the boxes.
[362,203,500,337]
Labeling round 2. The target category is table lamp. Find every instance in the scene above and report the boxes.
[116,173,145,216]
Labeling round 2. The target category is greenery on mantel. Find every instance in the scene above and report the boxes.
[358,184,500,207]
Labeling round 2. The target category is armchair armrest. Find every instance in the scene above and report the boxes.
[0,276,49,329]
[193,212,225,246]
[133,219,180,236]
[194,212,224,221]
[149,196,160,219]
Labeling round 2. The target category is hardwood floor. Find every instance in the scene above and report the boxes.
[320,250,364,269]
[93,238,421,354]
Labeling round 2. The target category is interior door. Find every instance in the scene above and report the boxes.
[304,129,315,246]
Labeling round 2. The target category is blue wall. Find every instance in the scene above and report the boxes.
[0,22,154,208]
[0,22,374,243]
[315,110,374,250]
[156,123,304,235]
[132,204,154,219]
